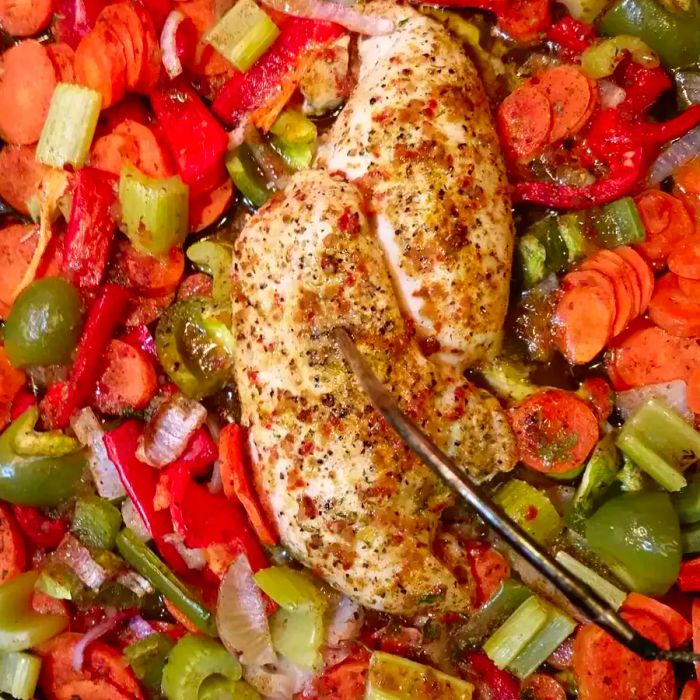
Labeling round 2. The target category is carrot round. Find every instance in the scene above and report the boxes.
[507,389,599,474]
[679,276,700,297]
[615,246,655,314]
[0,0,53,36]
[190,179,234,232]
[535,65,597,142]
[635,190,694,265]
[0,144,49,216]
[113,120,174,177]
[100,3,147,91]
[649,272,700,338]
[669,236,700,280]
[556,270,616,364]
[0,40,57,145]
[32,590,70,618]
[497,83,552,162]
[75,31,119,108]
[0,502,25,584]
[90,131,141,175]
[46,43,76,83]
[621,593,692,648]
[573,612,675,700]
[131,2,161,93]
[0,224,39,319]
[115,241,185,296]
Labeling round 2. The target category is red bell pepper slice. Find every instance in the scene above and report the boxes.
[10,390,36,421]
[219,424,278,547]
[120,324,158,364]
[62,168,118,290]
[546,17,596,56]
[633,104,700,146]
[464,650,520,700]
[103,420,186,573]
[165,427,217,478]
[617,62,672,119]
[50,284,131,429]
[168,466,268,572]
[11,505,67,550]
[679,557,700,592]
[212,18,344,129]
[151,81,229,190]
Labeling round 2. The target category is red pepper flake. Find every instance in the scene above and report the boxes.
[338,207,361,236]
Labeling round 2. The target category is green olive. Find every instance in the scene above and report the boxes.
[4,277,83,368]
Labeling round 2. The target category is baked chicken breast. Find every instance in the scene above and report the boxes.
[232,170,515,615]
[317,2,513,368]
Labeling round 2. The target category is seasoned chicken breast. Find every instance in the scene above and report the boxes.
[232,170,515,615]
[317,3,513,368]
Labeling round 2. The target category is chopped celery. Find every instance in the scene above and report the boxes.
[0,572,67,651]
[581,35,658,79]
[617,433,687,491]
[681,522,700,553]
[270,110,317,144]
[72,495,122,551]
[269,607,325,670]
[36,83,101,168]
[199,676,262,700]
[673,481,700,523]
[119,163,189,257]
[591,197,646,248]
[616,454,651,492]
[516,234,547,289]
[365,651,474,699]
[116,528,217,636]
[124,632,174,692]
[186,239,233,304]
[226,146,271,209]
[566,435,620,533]
[555,551,627,610]
[205,0,279,72]
[483,596,550,669]
[558,213,587,263]
[271,137,315,171]
[161,634,242,700]
[508,603,575,679]
[479,357,539,403]
[493,480,562,544]
[254,566,326,612]
[0,650,41,700]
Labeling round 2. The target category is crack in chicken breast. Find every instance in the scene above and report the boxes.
[232,170,516,615]
[316,2,514,368]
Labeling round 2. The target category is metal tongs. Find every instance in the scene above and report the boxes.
[333,327,700,664]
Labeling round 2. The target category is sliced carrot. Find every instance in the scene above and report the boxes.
[463,540,510,607]
[688,366,700,414]
[681,681,700,700]
[113,119,174,177]
[0,0,53,36]
[555,270,615,364]
[89,131,141,175]
[622,593,692,648]
[573,611,675,700]
[578,376,613,423]
[131,2,162,93]
[669,236,700,280]
[679,276,700,297]
[93,339,157,415]
[615,246,655,314]
[190,178,234,232]
[675,156,700,196]
[98,95,150,135]
[535,65,597,142]
[497,0,551,44]
[0,502,25,584]
[115,241,185,296]
[581,250,637,336]
[46,43,76,83]
[521,674,566,700]
[507,389,599,474]
[649,272,700,338]
[32,590,70,618]
[0,224,39,319]
[0,40,57,145]
[606,322,700,390]
[94,21,128,106]
[635,190,694,265]
[0,144,49,216]
[497,83,552,162]
[75,31,120,109]
[100,3,147,91]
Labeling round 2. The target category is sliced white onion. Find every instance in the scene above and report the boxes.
[648,125,700,185]
[136,394,207,467]
[161,10,185,79]
[55,535,108,591]
[245,658,314,700]
[117,571,154,598]
[208,460,223,495]
[71,408,126,500]
[162,533,206,570]
[261,0,394,35]
[325,596,363,649]
[598,79,626,110]
[216,555,276,667]
[72,609,127,671]
[616,380,691,421]
[121,498,152,543]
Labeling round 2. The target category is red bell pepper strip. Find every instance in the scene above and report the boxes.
[151,81,229,190]
[62,168,118,290]
[678,557,700,592]
[168,466,268,572]
[546,17,596,55]
[464,650,520,700]
[50,284,131,429]
[633,104,700,146]
[11,505,67,550]
[617,62,672,119]
[103,420,187,573]
[120,324,158,364]
[212,18,344,129]
[165,427,217,478]
[219,424,278,547]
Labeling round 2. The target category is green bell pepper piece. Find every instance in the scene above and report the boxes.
[591,197,646,248]
[600,0,700,70]
[186,239,233,305]
[681,522,700,553]
[72,495,122,550]
[673,481,700,523]
[226,146,272,209]
[586,491,681,596]
[0,408,86,506]
[581,35,659,79]
[10,406,79,458]
[161,634,242,700]
[124,632,174,693]
[516,234,547,289]
[0,572,68,651]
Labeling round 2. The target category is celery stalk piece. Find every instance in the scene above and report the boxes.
[681,523,700,553]
[270,111,317,144]
[673,481,700,524]
[507,603,575,679]
[516,233,547,289]
[592,197,646,247]
[269,607,325,670]
[0,650,41,700]
[253,566,326,612]
[118,163,189,257]
[617,433,687,492]
[555,551,627,610]
[125,633,175,693]
[483,596,550,669]
[205,0,279,72]
[493,480,562,544]
[72,495,123,550]
[199,676,262,700]
[365,651,474,699]
[36,83,101,169]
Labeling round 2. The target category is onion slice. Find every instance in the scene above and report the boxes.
[162,533,206,570]
[55,534,109,591]
[615,380,691,421]
[216,555,276,667]
[648,124,700,185]
[261,0,394,35]
[72,609,129,671]
[160,10,185,79]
